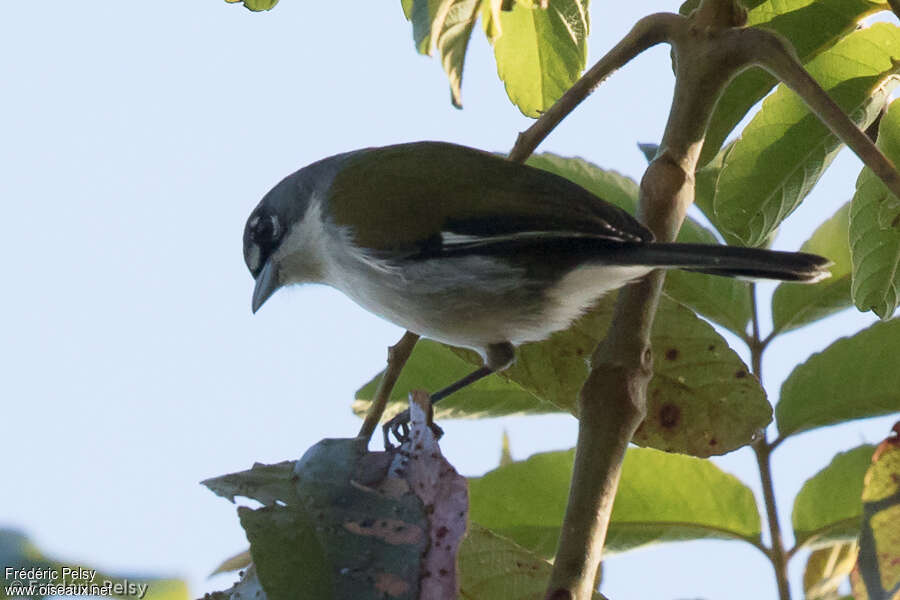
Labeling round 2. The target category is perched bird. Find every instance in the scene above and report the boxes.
[244,142,830,441]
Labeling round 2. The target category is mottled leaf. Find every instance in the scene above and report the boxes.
[356,292,769,457]
[205,430,467,600]
[857,428,900,599]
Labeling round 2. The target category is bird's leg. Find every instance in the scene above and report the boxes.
[382,366,494,448]
[382,342,515,448]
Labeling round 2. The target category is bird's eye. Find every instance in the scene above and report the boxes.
[251,214,280,244]
[244,213,282,275]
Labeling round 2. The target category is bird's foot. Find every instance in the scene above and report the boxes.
[382,409,443,450]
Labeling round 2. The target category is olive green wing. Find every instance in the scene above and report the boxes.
[326,142,652,255]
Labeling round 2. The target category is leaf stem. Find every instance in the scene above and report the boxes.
[749,284,791,600]
[753,438,792,600]
[508,12,681,163]
[746,26,900,203]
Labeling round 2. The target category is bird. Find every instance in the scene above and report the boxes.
[243,141,830,443]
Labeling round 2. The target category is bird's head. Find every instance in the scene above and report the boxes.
[243,169,319,313]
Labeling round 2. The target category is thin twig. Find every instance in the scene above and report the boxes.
[753,439,792,600]
[357,331,420,442]
[749,285,792,600]
[747,26,900,202]
[508,13,682,163]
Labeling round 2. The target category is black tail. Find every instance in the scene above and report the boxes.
[623,243,832,283]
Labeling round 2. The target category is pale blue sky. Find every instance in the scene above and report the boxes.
[1,2,895,599]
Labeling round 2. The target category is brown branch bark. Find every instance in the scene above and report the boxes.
[508,13,681,164]
[535,1,764,597]
[498,1,900,597]
[357,331,420,442]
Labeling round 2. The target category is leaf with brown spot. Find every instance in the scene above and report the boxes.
[401,392,468,599]
[857,425,900,599]
[203,420,463,599]
[658,403,682,429]
[355,293,770,457]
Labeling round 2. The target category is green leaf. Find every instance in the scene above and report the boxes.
[407,0,444,54]
[224,0,279,11]
[459,523,606,599]
[626,296,769,456]
[803,542,860,600]
[207,439,438,600]
[354,339,555,421]
[637,142,659,163]
[210,550,252,576]
[480,0,504,43]
[239,505,333,600]
[715,23,900,247]
[491,0,588,117]
[524,153,640,213]
[851,98,900,319]
[402,0,415,20]
[777,319,900,438]
[696,0,887,167]
[793,445,874,549]
[434,0,481,108]
[467,447,762,558]
[202,460,297,505]
[526,153,753,336]
[858,434,900,599]
[772,202,852,335]
[692,141,730,233]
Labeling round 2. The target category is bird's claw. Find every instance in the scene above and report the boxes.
[382,408,444,450]
[383,409,411,449]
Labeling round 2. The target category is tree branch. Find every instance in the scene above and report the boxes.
[357,331,420,442]
[754,439,792,600]
[746,26,900,202]
[508,12,682,164]
[748,285,792,600]
[544,2,758,597]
